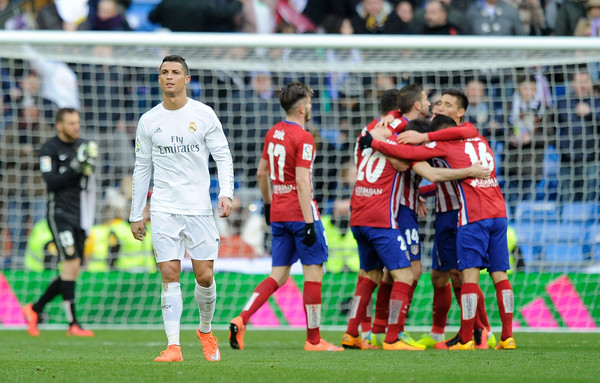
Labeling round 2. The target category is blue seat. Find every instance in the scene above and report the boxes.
[540,222,586,243]
[585,225,600,261]
[514,201,560,223]
[561,202,598,224]
[126,1,161,31]
[543,243,585,263]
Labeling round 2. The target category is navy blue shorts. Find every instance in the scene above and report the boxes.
[396,205,421,261]
[271,221,328,267]
[456,218,510,272]
[351,226,412,272]
[431,210,459,272]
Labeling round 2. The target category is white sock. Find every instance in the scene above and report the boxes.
[161,282,182,346]
[430,332,445,342]
[195,278,216,334]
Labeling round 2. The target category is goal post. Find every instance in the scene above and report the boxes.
[0,31,599,331]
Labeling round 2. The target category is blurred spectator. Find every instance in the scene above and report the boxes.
[25,46,80,110]
[230,70,280,188]
[553,0,586,35]
[23,218,58,271]
[421,0,463,34]
[305,0,358,28]
[0,0,35,30]
[504,73,552,206]
[543,0,563,34]
[36,0,90,30]
[505,0,545,35]
[323,197,360,273]
[275,0,317,33]
[215,192,264,258]
[556,70,600,202]
[90,0,131,31]
[396,0,414,25]
[573,0,600,36]
[322,14,363,105]
[412,0,470,33]
[148,0,242,32]
[351,0,412,34]
[85,187,156,272]
[463,78,502,141]
[466,0,526,35]
[0,99,54,265]
[238,0,276,33]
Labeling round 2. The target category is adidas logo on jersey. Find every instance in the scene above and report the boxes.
[154,127,163,134]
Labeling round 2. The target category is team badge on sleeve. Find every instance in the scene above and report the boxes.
[135,138,141,153]
[302,144,313,161]
[40,156,52,173]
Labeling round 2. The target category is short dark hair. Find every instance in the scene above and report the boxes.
[431,114,457,131]
[279,81,313,113]
[516,73,536,85]
[161,55,189,76]
[380,88,401,115]
[405,118,431,133]
[442,88,469,111]
[398,84,424,114]
[56,107,78,124]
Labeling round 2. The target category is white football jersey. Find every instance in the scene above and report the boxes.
[130,98,234,221]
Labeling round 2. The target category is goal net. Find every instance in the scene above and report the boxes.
[0,31,599,331]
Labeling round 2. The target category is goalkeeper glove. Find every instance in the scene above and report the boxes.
[76,141,98,163]
[72,141,98,176]
[301,222,316,246]
[264,203,271,225]
[359,131,374,150]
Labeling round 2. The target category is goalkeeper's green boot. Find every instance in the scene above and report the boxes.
[399,332,426,350]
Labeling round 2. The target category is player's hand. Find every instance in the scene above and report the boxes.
[470,160,492,179]
[397,130,428,145]
[81,161,95,176]
[131,220,146,241]
[301,222,316,246]
[358,131,373,149]
[417,196,428,218]
[374,114,395,129]
[218,197,233,218]
[264,203,271,225]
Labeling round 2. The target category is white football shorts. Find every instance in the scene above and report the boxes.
[151,211,220,263]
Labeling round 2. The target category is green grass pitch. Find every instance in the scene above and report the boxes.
[1,329,599,383]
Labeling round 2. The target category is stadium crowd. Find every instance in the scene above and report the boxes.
[0,0,599,271]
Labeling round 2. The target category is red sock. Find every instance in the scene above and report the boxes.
[357,276,373,333]
[303,281,322,344]
[459,283,479,343]
[474,288,490,331]
[408,280,418,306]
[372,281,392,334]
[495,279,514,340]
[240,277,279,324]
[346,277,377,337]
[453,287,461,306]
[431,284,452,334]
[384,281,411,343]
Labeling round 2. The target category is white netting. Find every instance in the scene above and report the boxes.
[1,32,599,329]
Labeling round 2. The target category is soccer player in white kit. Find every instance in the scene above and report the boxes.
[129,55,234,362]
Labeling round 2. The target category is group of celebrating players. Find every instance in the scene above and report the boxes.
[229,82,516,352]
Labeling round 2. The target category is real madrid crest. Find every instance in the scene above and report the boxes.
[188,122,197,132]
